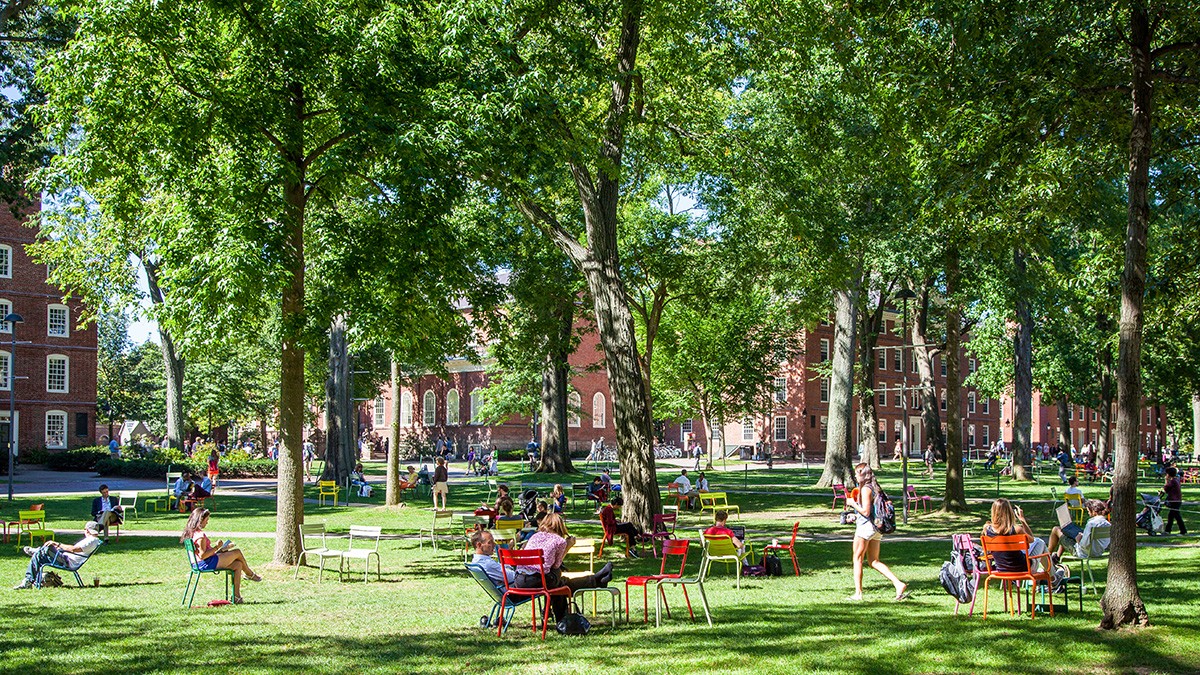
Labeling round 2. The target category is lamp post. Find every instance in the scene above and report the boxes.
[5,312,24,502]
[896,289,916,525]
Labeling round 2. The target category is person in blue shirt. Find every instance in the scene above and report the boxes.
[108,438,119,456]
[469,530,514,587]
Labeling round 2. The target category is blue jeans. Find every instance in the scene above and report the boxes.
[26,543,59,583]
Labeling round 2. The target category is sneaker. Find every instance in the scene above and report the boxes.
[627,549,640,559]
[21,546,35,557]
[12,580,32,590]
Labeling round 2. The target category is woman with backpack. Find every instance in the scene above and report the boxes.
[845,463,908,601]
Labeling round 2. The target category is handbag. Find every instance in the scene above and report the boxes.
[556,600,591,636]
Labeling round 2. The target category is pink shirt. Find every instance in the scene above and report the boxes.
[517,532,568,574]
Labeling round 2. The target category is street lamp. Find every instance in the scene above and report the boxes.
[5,312,24,502]
[895,288,917,525]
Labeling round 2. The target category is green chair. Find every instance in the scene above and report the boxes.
[701,532,754,589]
[182,539,231,607]
[15,511,53,549]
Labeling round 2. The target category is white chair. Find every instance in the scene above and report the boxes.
[117,491,139,521]
[1063,520,1111,593]
[294,523,343,582]
[343,526,382,582]
[419,510,455,551]
[656,538,713,627]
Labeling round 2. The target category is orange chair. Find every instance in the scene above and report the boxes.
[831,484,848,510]
[763,521,801,576]
[496,548,572,640]
[625,539,691,623]
[979,533,1055,619]
[666,483,690,510]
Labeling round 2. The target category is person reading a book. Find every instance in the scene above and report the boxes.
[180,508,262,604]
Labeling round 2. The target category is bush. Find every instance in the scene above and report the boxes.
[44,447,110,472]
[95,457,278,479]
[22,447,53,465]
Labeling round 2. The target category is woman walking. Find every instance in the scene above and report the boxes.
[432,457,449,509]
[846,463,908,601]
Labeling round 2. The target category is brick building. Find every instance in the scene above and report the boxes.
[0,200,98,453]
[998,391,1162,455]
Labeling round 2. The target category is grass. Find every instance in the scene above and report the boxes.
[1,460,1195,674]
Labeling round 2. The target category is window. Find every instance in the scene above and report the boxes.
[877,420,886,443]
[819,339,830,362]
[911,356,918,373]
[940,357,946,377]
[592,392,606,428]
[742,419,754,442]
[940,391,946,411]
[446,390,460,425]
[967,424,976,447]
[0,245,10,278]
[969,358,977,374]
[46,354,68,393]
[819,416,828,442]
[982,398,990,414]
[400,391,413,426]
[819,378,830,403]
[0,299,10,333]
[878,349,886,369]
[373,397,385,426]
[982,425,990,446]
[774,377,787,403]
[422,390,436,426]
[0,350,8,391]
[894,391,902,408]
[911,393,920,410]
[47,304,69,338]
[567,390,581,427]
[45,411,67,449]
[681,419,693,441]
[774,416,787,441]
[1145,409,1151,425]
[967,392,976,414]
[1068,404,1074,421]
[470,388,483,425]
[894,350,902,371]
[877,388,886,406]
[75,412,88,437]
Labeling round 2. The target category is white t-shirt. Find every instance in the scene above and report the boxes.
[61,534,102,569]
[1076,515,1111,558]
[674,475,692,493]
[1065,486,1084,498]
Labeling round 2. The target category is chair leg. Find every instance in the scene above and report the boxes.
[697,582,712,627]
[294,552,305,580]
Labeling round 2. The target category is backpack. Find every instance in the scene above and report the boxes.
[764,554,783,577]
[938,550,974,603]
[872,486,896,534]
[556,600,591,636]
[743,563,767,577]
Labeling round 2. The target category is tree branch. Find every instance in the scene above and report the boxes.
[1151,41,1200,61]
[303,130,355,168]
[516,200,589,265]
[1151,70,1199,85]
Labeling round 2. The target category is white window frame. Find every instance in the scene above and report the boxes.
[470,388,484,425]
[47,304,69,338]
[446,389,461,425]
[46,354,69,393]
[742,419,754,442]
[0,350,8,391]
[591,392,606,428]
[819,378,830,403]
[940,391,947,411]
[373,397,385,427]
[567,390,581,428]
[46,410,67,450]
[940,356,946,377]
[893,349,901,371]
[982,398,990,414]
[894,391,902,408]
[0,299,11,334]
[877,388,886,405]
[773,416,787,442]
[878,349,886,370]
[774,377,787,403]
[819,416,828,442]
[400,391,413,427]
[982,424,990,446]
[680,419,693,442]
[877,420,886,443]
[967,423,976,447]
[819,338,830,363]
[422,390,436,426]
[0,245,11,279]
[967,392,976,414]
[969,357,977,374]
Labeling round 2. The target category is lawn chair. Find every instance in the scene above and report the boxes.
[1064,492,1086,526]
[14,510,53,548]
[118,491,139,522]
[36,540,104,589]
[563,537,621,626]
[465,562,532,634]
[979,533,1054,619]
[665,483,690,510]
[950,533,986,616]
[627,538,690,623]
[702,532,754,589]
[492,518,524,550]
[636,513,678,558]
[570,483,590,513]
[460,515,490,562]
[657,538,713,627]
[762,521,801,577]
[343,526,382,582]
[905,486,933,514]
[182,539,231,608]
[419,509,454,551]
[317,480,341,507]
[698,492,741,522]
[831,483,848,510]
[1061,519,1111,593]
[496,548,572,640]
[165,471,183,511]
[294,523,344,582]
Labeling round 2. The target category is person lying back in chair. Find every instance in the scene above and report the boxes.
[14,521,103,589]
[1048,499,1111,562]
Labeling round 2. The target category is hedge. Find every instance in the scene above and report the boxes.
[95,457,278,479]
[44,447,110,472]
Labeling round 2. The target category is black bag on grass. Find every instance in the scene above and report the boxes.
[556,601,591,636]
[765,554,783,577]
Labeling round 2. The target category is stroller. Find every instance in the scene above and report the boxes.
[519,489,540,526]
[1137,493,1164,535]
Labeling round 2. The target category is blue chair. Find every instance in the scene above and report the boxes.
[35,541,104,589]
[465,562,532,634]
[183,539,231,607]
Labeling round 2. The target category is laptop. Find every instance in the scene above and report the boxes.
[1055,503,1072,529]
[729,526,747,541]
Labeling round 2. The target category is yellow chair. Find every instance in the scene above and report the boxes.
[15,511,53,548]
[492,518,524,550]
[699,492,741,522]
[701,532,753,589]
[165,471,183,511]
[1064,493,1086,526]
[317,480,341,507]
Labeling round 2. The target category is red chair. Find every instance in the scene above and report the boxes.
[763,522,801,576]
[831,484,848,510]
[905,486,933,514]
[496,548,572,639]
[951,533,987,616]
[636,513,677,558]
[625,539,691,623]
[666,483,690,510]
[979,533,1054,619]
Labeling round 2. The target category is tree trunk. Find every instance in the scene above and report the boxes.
[259,418,268,450]
[144,261,185,451]
[910,281,945,456]
[819,287,858,487]
[856,288,885,470]
[385,359,402,506]
[699,392,715,470]
[1192,392,1200,458]
[1056,398,1071,451]
[272,169,306,567]
[1098,343,1115,463]
[537,353,574,474]
[942,248,967,511]
[322,315,355,483]
[1100,3,1152,629]
[1011,249,1034,481]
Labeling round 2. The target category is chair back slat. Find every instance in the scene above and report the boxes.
[498,547,547,591]
[349,526,382,552]
[787,521,800,545]
[465,563,505,601]
[661,538,690,576]
[702,533,738,557]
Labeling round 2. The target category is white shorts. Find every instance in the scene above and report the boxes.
[855,522,882,541]
[433,482,449,495]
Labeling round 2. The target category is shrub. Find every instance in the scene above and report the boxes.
[22,447,53,465]
[95,457,278,479]
[44,447,110,472]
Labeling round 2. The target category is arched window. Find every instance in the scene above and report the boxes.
[423,390,436,426]
[0,245,11,279]
[0,350,9,391]
[0,299,11,334]
[47,354,69,393]
[446,389,461,425]
[470,388,484,424]
[592,392,606,428]
[47,304,69,337]
[567,390,581,428]
[46,410,67,449]
[400,391,413,426]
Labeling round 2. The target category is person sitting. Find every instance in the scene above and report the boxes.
[585,476,608,508]
[1048,499,1111,561]
[417,464,431,487]
[1064,475,1085,501]
[550,484,567,513]
[350,463,373,497]
[696,472,711,493]
[704,509,744,552]
[532,500,550,527]
[982,498,1047,571]
[983,445,999,470]
[515,513,613,623]
[469,529,514,587]
[488,454,499,476]
[600,468,613,491]
[91,484,124,539]
[673,469,698,509]
[173,470,192,504]
[180,474,213,513]
[14,521,103,589]
[599,497,644,558]
[181,507,261,604]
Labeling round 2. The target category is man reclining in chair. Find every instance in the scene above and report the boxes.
[13,521,103,589]
[1048,499,1111,562]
